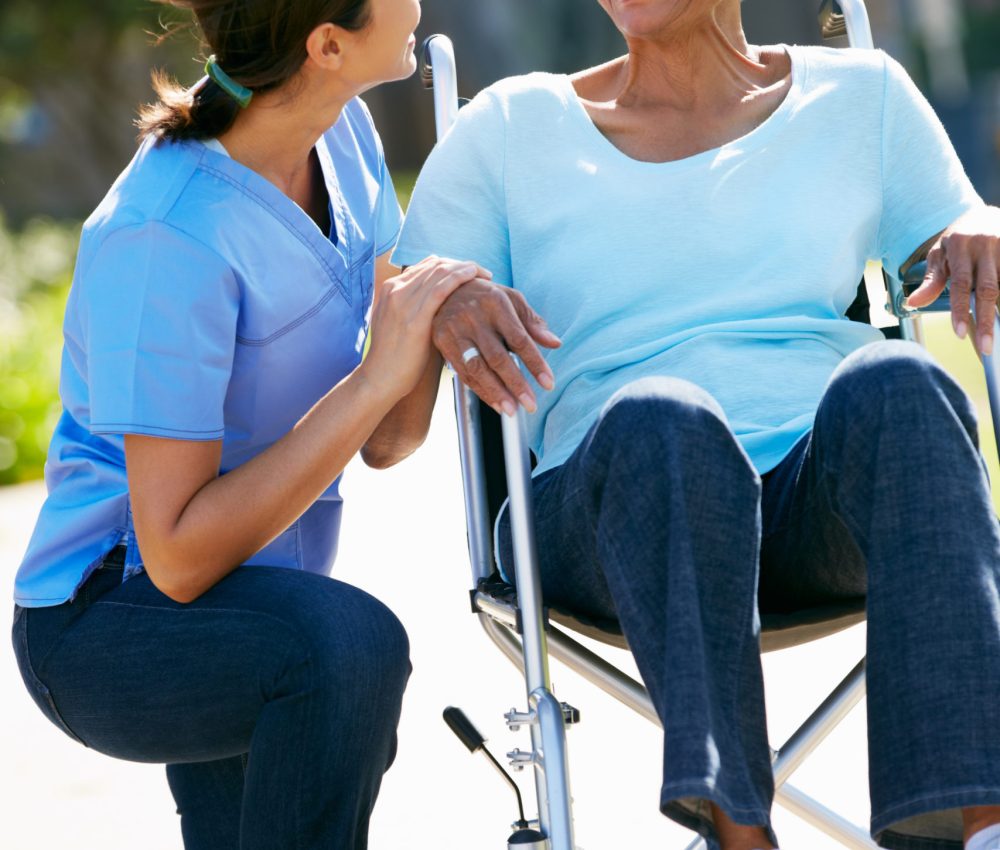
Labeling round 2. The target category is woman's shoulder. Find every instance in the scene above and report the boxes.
[81,136,210,256]
[470,71,577,119]
[786,42,891,86]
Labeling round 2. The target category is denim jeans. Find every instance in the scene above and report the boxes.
[498,340,1000,850]
[11,547,411,850]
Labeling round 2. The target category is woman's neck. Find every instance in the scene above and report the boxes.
[216,69,353,197]
[579,3,780,112]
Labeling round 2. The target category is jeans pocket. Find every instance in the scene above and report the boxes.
[12,607,88,747]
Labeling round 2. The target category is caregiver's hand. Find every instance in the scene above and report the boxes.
[906,205,1000,356]
[432,281,561,416]
[360,256,487,398]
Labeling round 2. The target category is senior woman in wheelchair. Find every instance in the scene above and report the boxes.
[392,1,1000,849]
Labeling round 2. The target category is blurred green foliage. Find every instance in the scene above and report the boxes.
[0,216,76,484]
[0,173,416,484]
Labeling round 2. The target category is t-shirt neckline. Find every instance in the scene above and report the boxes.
[558,43,806,170]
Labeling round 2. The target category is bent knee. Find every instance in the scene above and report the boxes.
[598,377,729,437]
[587,377,755,484]
[826,341,961,408]
[284,580,411,691]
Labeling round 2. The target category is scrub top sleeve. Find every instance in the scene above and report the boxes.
[877,51,984,279]
[374,156,404,258]
[392,90,512,283]
[84,221,240,440]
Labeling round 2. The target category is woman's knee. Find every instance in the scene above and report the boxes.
[273,577,411,698]
[824,340,971,422]
[595,377,733,448]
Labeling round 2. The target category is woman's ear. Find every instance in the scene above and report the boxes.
[305,23,344,72]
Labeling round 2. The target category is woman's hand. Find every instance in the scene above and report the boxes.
[906,206,1000,355]
[360,256,488,401]
[432,281,561,416]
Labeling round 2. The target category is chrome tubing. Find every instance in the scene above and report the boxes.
[501,404,575,849]
[838,0,875,51]
[453,379,494,584]
[777,784,879,849]
[981,315,1000,453]
[772,659,866,786]
[545,626,659,726]
[425,33,493,587]
[425,35,459,139]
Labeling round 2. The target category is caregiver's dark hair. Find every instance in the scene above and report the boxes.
[136,0,371,142]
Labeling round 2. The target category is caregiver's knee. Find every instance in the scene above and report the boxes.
[290,584,411,692]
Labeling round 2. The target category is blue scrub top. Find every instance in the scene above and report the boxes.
[14,97,403,607]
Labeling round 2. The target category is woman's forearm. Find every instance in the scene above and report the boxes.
[361,350,443,469]
[141,368,396,602]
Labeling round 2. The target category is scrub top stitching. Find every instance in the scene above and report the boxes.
[198,163,352,304]
[234,282,355,347]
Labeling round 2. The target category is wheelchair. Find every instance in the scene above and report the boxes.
[421,2,1000,848]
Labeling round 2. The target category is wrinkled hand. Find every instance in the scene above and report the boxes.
[432,280,561,416]
[361,257,488,400]
[906,206,1000,355]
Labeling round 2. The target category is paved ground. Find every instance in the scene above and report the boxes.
[1,388,871,849]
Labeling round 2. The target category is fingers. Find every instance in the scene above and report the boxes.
[432,283,558,415]
[508,291,560,391]
[975,252,998,356]
[453,337,519,417]
[905,243,948,311]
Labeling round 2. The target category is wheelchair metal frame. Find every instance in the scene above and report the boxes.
[424,3,1000,847]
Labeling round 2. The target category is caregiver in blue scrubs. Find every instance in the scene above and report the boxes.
[10,0,485,847]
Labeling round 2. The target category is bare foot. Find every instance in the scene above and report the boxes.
[710,802,776,850]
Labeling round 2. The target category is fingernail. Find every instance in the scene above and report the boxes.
[501,400,517,417]
[518,393,536,413]
[956,320,968,339]
[538,372,555,391]
[982,335,994,356]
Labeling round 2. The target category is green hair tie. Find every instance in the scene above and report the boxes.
[204,55,253,109]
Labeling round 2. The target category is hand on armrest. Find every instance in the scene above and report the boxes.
[904,205,1000,355]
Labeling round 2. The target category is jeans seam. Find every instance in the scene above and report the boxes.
[17,610,88,746]
[874,786,1000,822]
[660,779,771,817]
[92,600,316,664]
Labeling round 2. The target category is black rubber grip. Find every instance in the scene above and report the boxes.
[442,706,485,753]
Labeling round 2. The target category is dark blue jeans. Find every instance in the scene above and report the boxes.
[11,549,411,850]
[499,340,1000,850]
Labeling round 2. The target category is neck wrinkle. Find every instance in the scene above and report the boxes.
[614,11,772,112]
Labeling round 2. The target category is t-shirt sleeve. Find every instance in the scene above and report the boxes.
[391,89,512,282]
[878,52,985,278]
[83,221,240,440]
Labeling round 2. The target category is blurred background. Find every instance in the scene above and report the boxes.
[1,0,1000,485]
[2,3,1000,848]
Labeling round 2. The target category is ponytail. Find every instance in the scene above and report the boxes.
[136,70,242,142]
[135,0,371,143]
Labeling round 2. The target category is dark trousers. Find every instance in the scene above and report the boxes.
[12,551,411,850]
[499,340,1000,850]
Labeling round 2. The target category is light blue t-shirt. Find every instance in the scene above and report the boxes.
[15,97,403,607]
[393,46,983,478]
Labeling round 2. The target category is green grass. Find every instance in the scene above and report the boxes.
[923,313,1000,512]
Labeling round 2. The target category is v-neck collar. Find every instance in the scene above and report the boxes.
[193,132,352,302]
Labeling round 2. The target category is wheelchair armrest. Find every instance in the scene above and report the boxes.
[887,260,951,319]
